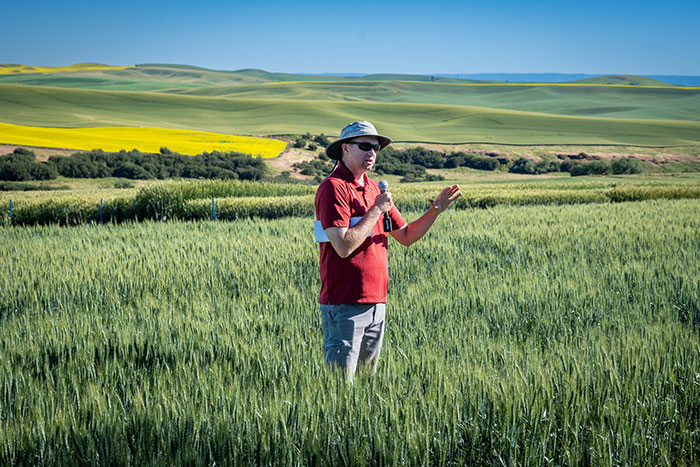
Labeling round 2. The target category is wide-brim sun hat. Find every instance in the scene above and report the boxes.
[325,121,392,160]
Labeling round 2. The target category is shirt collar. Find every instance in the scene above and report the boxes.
[334,161,368,189]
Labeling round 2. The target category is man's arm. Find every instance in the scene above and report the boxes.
[325,192,393,258]
[390,185,461,246]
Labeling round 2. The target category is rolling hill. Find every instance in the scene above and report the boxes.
[0,64,699,148]
[157,80,700,121]
[570,75,676,87]
[1,83,699,146]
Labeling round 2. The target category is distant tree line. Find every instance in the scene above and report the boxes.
[292,146,504,182]
[509,155,645,176]
[1,145,647,185]
[291,146,647,182]
[374,147,501,182]
[0,147,266,182]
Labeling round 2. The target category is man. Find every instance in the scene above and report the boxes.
[315,120,461,381]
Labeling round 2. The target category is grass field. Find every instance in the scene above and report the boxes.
[1,64,699,151]
[1,84,700,147]
[165,80,700,121]
[0,64,337,92]
[1,199,698,464]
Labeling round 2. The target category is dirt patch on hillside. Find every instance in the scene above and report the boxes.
[0,144,78,161]
[267,146,319,180]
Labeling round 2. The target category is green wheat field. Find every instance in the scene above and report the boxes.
[1,64,699,465]
[1,197,699,465]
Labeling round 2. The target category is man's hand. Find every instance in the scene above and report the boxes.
[373,192,393,213]
[431,185,462,213]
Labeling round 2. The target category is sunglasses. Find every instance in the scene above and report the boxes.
[347,141,381,152]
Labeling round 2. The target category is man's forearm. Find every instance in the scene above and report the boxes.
[391,206,440,246]
[326,206,383,258]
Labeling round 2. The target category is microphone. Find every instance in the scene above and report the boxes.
[378,180,392,232]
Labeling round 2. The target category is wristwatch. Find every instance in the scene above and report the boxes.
[430,199,441,212]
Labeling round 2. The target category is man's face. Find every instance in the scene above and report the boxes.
[342,136,380,175]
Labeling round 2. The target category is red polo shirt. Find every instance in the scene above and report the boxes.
[315,162,406,305]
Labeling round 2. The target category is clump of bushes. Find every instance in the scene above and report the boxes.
[293,133,331,151]
[290,146,501,182]
[313,134,331,147]
[0,148,58,181]
[509,158,561,175]
[292,153,336,182]
[509,156,646,177]
[569,161,610,176]
[372,147,497,182]
[610,158,645,174]
[0,148,267,182]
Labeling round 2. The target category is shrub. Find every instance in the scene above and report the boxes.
[314,134,331,147]
[444,155,463,168]
[473,157,500,171]
[113,163,153,179]
[610,158,645,175]
[0,150,58,181]
[114,180,136,189]
[570,161,610,176]
[12,147,34,156]
[560,160,579,173]
[509,158,537,174]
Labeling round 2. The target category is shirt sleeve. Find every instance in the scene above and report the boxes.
[316,180,352,229]
[389,205,406,231]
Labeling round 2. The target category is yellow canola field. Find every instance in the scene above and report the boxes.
[0,122,287,158]
[0,63,134,74]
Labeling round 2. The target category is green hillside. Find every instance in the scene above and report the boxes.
[0,64,408,91]
[355,73,486,84]
[1,64,699,147]
[1,84,699,146]
[571,75,675,86]
[0,64,331,91]
[160,80,700,121]
[1,65,697,121]
[0,64,276,92]
[0,64,484,91]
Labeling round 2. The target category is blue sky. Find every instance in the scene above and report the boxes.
[4,0,700,75]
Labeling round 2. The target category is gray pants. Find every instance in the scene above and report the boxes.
[321,303,386,380]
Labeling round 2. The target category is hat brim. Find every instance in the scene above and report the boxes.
[325,135,392,160]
